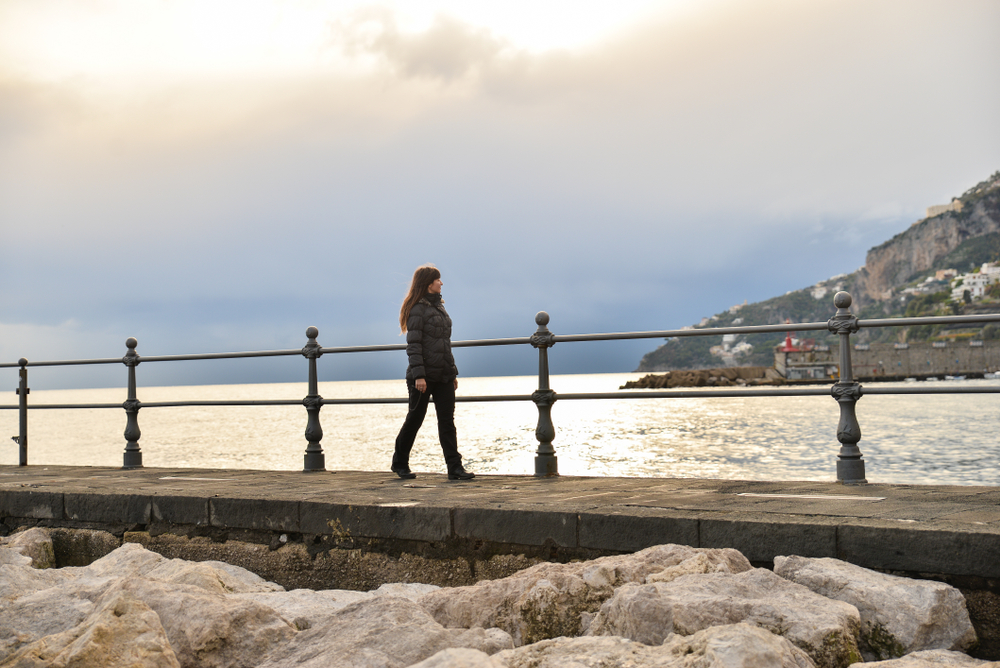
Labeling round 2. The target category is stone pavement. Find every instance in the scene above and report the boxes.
[2,465,999,579]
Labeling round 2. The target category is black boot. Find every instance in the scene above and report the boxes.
[448,466,475,481]
[392,467,416,479]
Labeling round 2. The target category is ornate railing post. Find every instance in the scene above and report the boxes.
[828,292,867,484]
[302,326,326,472]
[122,337,143,469]
[16,358,28,466]
[530,312,558,477]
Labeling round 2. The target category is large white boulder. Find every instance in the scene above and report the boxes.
[774,555,977,661]
[1,587,181,668]
[114,577,296,668]
[254,596,514,668]
[405,648,503,668]
[659,623,817,668]
[0,563,112,659]
[235,582,439,630]
[588,568,861,668]
[491,624,815,668]
[419,544,751,645]
[143,557,285,594]
[850,649,997,666]
[0,542,297,667]
[1,528,56,569]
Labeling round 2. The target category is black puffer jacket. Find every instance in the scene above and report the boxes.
[405,295,458,382]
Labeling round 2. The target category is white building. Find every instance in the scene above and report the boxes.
[952,267,1000,300]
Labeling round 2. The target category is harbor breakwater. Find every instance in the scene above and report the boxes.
[0,526,992,667]
[2,465,1000,662]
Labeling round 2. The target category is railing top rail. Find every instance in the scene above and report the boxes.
[3,311,999,370]
[556,322,831,343]
[859,313,1000,328]
[4,381,999,412]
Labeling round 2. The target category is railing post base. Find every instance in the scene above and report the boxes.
[535,454,558,477]
[836,459,867,485]
[122,451,143,469]
[303,451,326,472]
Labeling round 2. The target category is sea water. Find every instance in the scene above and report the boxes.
[2,373,998,486]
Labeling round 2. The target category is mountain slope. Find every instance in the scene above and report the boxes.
[636,172,1000,372]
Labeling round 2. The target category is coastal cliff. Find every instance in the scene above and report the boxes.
[637,172,1000,372]
[862,174,1000,301]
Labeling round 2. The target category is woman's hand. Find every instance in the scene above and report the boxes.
[416,378,427,393]
[453,378,458,391]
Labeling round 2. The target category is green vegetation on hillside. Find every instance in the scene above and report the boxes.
[637,174,1000,372]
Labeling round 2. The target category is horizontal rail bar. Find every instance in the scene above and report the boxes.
[136,350,303,362]
[862,385,1000,395]
[5,383,998,412]
[0,358,125,368]
[859,314,1000,328]
[555,322,831,343]
[563,388,833,399]
[321,337,532,354]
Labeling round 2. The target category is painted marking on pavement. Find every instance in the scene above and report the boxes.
[737,493,885,501]
[159,476,234,481]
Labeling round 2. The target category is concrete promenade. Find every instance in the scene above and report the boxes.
[4,465,1000,658]
[2,465,999,579]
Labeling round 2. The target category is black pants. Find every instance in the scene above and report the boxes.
[393,379,462,472]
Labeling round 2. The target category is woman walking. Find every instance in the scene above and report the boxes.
[392,264,475,480]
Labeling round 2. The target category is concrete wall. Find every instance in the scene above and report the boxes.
[853,340,1000,378]
[776,340,1000,379]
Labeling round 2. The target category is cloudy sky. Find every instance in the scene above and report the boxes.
[1,0,998,389]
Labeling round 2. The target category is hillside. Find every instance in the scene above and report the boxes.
[636,172,1000,372]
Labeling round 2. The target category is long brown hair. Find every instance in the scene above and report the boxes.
[399,264,441,332]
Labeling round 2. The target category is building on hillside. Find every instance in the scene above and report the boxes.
[951,266,1000,300]
[926,200,963,218]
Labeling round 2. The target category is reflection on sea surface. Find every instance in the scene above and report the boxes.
[3,374,998,486]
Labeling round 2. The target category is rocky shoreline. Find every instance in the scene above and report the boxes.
[621,366,787,389]
[1,527,991,668]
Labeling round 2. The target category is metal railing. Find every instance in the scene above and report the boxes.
[3,292,1000,484]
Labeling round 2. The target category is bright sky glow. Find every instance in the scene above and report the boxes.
[0,0,691,82]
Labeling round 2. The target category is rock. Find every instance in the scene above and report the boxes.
[255,596,514,668]
[234,588,376,630]
[406,648,503,668]
[1,528,56,569]
[660,623,817,668]
[115,577,296,668]
[80,542,169,579]
[493,625,815,668]
[588,568,861,668]
[646,551,747,584]
[850,649,997,666]
[143,557,285,594]
[373,581,440,599]
[0,562,105,659]
[775,555,977,661]
[419,544,751,645]
[495,635,664,667]
[0,546,33,568]
[234,583,438,630]
[2,587,181,668]
[0,543,297,667]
